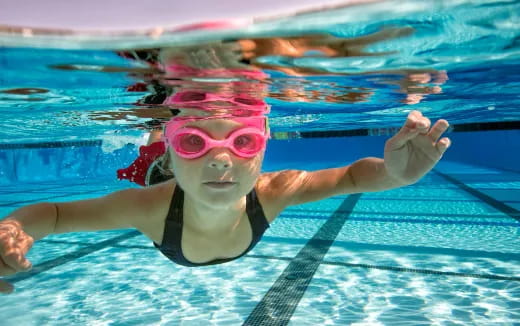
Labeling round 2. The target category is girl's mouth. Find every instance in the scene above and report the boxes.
[203,182,237,189]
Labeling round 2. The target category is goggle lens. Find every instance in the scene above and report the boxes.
[233,133,263,154]
[177,133,205,154]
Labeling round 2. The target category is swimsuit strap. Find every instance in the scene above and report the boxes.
[246,187,269,243]
[166,183,184,224]
[152,184,184,259]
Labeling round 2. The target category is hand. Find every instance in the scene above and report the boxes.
[399,71,448,104]
[0,219,34,294]
[384,110,451,185]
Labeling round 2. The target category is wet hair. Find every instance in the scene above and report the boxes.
[141,82,169,105]
[144,108,178,186]
[145,151,175,186]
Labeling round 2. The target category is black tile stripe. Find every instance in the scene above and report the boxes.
[242,194,362,326]
[284,209,510,220]
[0,179,118,195]
[39,239,153,250]
[280,214,519,227]
[433,170,520,223]
[260,236,520,261]
[271,121,520,140]
[35,239,520,282]
[1,121,518,150]
[0,140,101,149]
[6,230,141,283]
[2,184,129,194]
[322,261,520,281]
[299,129,368,138]
[348,197,485,203]
[451,121,520,132]
[0,189,114,207]
[0,186,81,195]
[244,255,520,282]
[302,194,517,204]
[40,235,520,262]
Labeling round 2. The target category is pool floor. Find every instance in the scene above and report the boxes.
[0,160,519,325]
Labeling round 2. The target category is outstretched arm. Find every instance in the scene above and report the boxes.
[271,110,451,207]
[0,186,160,294]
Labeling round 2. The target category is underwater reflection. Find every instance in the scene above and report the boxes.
[48,26,447,113]
[84,28,448,184]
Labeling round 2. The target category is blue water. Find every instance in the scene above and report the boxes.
[1,0,520,324]
[0,133,519,325]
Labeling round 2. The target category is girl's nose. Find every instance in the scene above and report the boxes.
[207,149,233,169]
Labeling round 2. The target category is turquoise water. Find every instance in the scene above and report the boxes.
[0,158,519,325]
[1,0,520,324]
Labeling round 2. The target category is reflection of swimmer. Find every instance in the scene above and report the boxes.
[0,110,451,293]
[157,26,414,78]
[158,29,446,105]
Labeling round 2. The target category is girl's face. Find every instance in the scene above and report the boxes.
[169,118,265,207]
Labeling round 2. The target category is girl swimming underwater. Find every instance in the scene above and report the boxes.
[0,110,450,294]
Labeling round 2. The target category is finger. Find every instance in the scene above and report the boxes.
[404,110,423,128]
[387,111,424,149]
[405,110,422,123]
[0,238,32,272]
[428,119,450,142]
[416,117,431,134]
[17,234,34,254]
[387,125,420,151]
[436,137,451,155]
[7,227,19,239]
[0,279,14,294]
[16,237,33,271]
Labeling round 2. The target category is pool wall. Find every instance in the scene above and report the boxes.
[0,128,518,185]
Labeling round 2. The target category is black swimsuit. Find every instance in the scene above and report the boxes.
[153,184,270,267]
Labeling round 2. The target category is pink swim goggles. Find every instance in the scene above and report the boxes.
[163,116,269,159]
[164,90,269,114]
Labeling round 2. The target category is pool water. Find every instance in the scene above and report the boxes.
[0,157,519,325]
[1,0,520,325]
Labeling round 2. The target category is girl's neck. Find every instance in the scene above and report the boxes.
[183,193,247,235]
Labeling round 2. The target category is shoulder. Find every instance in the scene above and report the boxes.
[254,170,309,223]
[131,179,176,231]
[256,166,354,212]
[106,183,172,225]
[100,179,176,243]
[257,170,308,193]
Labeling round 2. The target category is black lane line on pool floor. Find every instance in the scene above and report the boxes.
[39,238,520,262]
[242,194,362,326]
[433,170,520,223]
[286,208,511,220]
[280,213,519,227]
[0,178,116,196]
[37,238,520,281]
[6,230,141,283]
[0,189,115,207]
[244,255,520,281]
